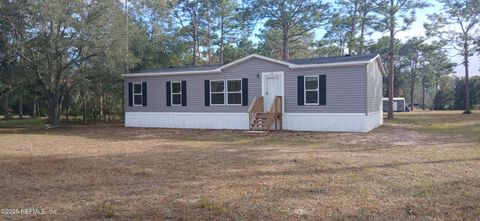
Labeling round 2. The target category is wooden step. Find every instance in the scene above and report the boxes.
[243,130,268,135]
[251,126,266,129]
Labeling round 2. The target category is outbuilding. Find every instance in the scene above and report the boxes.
[382,97,406,112]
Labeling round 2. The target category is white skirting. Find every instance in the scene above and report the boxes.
[283,112,381,132]
[125,111,383,132]
[125,112,249,130]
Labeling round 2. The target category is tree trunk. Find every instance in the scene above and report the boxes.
[422,77,426,110]
[359,12,367,54]
[18,92,23,118]
[358,0,369,54]
[220,15,225,65]
[33,96,37,118]
[282,27,289,60]
[99,94,104,121]
[347,3,358,55]
[191,9,198,66]
[387,1,395,120]
[65,107,69,120]
[410,72,415,111]
[3,91,11,120]
[206,14,212,64]
[47,93,60,126]
[82,93,87,123]
[463,41,471,114]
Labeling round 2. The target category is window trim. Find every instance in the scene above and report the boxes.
[226,79,242,105]
[304,75,319,105]
[210,80,226,106]
[132,82,143,106]
[170,81,182,106]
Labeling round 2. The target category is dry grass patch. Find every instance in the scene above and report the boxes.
[0,111,479,220]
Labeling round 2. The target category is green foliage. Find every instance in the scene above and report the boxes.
[454,76,480,109]
[425,0,480,112]
[252,0,330,60]
[0,0,475,123]
[433,76,456,110]
[0,118,46,128]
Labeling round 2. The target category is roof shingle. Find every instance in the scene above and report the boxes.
[126,54,378,75]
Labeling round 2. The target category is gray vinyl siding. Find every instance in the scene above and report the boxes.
[284,65,367,113]
[125,58,289,113]
[366,61,383,113]
[125,57,370,114]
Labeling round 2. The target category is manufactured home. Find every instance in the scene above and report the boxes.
[383,97,406,112]
[123,54,384,132]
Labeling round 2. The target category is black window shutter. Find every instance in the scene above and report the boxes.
[142,82,147,106]
[166,81,171,106]
[242,78,248,106]
[297,76,304,105]
[319,75,326,105]
[181,80,187,106]
[204,80,210,106]
[128,83,133,106]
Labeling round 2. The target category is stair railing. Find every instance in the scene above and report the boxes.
[266,96,282,131]
[247,96,264,129]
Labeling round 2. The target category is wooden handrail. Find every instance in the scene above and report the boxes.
[248,96,264,129]
[247,96,263,113]
[247,96,282,131]
[266,96,282,131]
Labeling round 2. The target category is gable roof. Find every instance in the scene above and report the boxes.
[123,54,384,77]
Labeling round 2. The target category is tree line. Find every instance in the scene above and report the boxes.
[1,0,479,126]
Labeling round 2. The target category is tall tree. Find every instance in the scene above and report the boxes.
[253,0,330,60]
[425,0,480,114]
[399,37,426,110]
[214,0,249,64]
[335,0,362,54]
[323,13,350,55]
[13,1,127,126]
[373,0,429,119]
[174,0,205,66]
[400,39,454,110]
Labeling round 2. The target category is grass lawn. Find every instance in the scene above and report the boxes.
[0,111,479,220]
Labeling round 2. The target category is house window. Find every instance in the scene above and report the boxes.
[133,82,143,106]
[171,81,182,106]
[210,80,225,105]
[227,79,242,105]
[304,76,319,105]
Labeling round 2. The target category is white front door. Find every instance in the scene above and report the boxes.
[262,72,283,111]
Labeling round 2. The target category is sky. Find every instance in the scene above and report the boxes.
[250,0,479,76]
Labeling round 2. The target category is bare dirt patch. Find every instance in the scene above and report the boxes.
[1,113,479,220]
